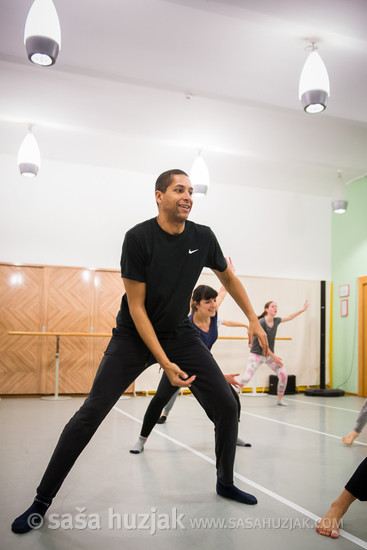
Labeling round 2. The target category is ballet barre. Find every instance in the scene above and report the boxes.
[217,336,292,340]
[8,331,112,400]
[9,332,293,399]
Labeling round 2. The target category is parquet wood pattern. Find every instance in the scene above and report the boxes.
[0,266,43,393]
[0,264,134,395]
[93,272,134,393]
[43,267,94,394]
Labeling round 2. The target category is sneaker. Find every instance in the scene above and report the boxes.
[157,415,167,424]
[277,399,288,406]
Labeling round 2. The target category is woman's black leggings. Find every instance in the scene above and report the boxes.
[345,457,367,501]
[140,374,241,437]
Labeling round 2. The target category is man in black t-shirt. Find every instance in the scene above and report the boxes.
[116,214,228,338]
[12,169,268,534]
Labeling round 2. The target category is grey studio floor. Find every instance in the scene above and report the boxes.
[1,391,367,550]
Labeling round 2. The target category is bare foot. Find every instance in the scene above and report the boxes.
[316,505,342,538]
[316,490,355,539]
[342,430,359,446]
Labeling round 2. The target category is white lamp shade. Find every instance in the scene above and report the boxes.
[24,0,61,66]
[331,171,348,213]
[190,155,210,196]
[18,133,41,177]
[299,51,330,113]
[332,200,348,214]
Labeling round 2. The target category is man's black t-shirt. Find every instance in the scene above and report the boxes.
[116,218,227,338]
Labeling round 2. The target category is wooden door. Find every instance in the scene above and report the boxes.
[358,276,367,396]
[0,265,44,393]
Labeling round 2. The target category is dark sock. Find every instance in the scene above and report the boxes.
[216,480,257,505]
[156,415,167,424]
[11,496,52,534]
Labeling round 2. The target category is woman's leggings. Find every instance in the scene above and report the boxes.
[345,457,367,501]
[162,389,180,416]
[142,375,241,435]
[354,399,367,434]
[241,352,288,396]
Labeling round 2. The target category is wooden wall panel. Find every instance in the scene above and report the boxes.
[42,267,94,394]
[0,264,134,395]
[93,271,134,393]
[0,266,44,393]
[93,270,123,369]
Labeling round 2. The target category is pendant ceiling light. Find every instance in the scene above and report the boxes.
[24,0,61,66]
[299,44,330,114]
[331,170,347,214]
[18,127,41,177]
[331,171,367,214]
[190,152,210,196]
[332,199,348,214]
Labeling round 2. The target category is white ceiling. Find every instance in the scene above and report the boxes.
[1,0,367,197]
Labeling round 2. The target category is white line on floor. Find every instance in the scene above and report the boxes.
[241,410,367,447]
[277,397,361,413]
[189,394,367,446]
[113,405,367,548]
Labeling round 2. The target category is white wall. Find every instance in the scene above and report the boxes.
[0,153,331,281]
[0,154,155,269]
[191,182,331,280]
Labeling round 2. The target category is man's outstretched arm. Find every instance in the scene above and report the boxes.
[212,267,269,356]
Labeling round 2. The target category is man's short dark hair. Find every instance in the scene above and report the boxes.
[155,169,189,193]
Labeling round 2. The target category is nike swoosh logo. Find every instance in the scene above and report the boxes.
[188,249,199,254]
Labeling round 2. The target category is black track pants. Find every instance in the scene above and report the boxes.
[37,329,238,500]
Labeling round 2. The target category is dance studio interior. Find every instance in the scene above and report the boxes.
[1,1,367,549]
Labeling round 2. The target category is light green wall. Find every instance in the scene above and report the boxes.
[332,178,367,393]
